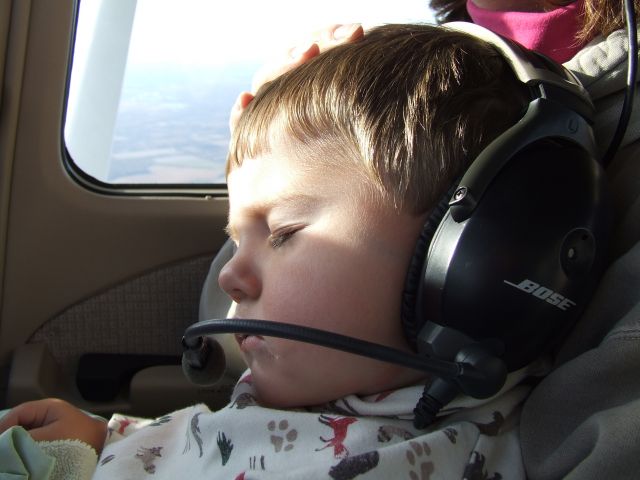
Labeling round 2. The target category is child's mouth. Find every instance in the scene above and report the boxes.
[235,333,263,350]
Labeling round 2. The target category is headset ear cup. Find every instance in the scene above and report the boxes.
[402,185,457,348]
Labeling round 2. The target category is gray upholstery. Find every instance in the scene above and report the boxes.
[198,239,234,321]
[521,243,640,479]
[198,239,246,377]
[519,92,640,479]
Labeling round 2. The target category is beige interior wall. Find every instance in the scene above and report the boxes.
[0,0,29,352]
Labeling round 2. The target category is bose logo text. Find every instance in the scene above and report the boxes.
[503,279,576,311]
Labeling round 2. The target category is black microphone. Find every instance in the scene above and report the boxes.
[182,318,507,427]
[181,334,227,387]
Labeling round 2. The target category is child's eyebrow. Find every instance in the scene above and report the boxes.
[225,192,319,240]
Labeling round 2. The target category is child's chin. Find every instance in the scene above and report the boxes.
[252,375,330,409]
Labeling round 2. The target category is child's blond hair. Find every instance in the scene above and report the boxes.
[228,24,528,214]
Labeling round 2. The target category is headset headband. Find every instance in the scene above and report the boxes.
[444,22,593,105]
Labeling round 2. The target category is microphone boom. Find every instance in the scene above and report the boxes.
[184,318,462,380]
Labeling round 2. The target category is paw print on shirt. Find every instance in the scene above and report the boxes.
[405,440,434,480]
[443,427,458,444]
[268,419,298,452]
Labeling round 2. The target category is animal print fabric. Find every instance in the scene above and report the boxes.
[91,367,538,479]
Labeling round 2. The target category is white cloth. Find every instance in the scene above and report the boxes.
[39,439,98,480]
[91,364,545,479]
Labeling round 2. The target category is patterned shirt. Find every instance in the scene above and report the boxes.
[92,364,543,479]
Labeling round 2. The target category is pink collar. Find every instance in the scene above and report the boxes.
[466,0,586,63]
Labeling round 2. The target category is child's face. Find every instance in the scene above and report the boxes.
[220,138,427,407]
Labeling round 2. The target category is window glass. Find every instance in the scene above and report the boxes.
[65,0,435,186]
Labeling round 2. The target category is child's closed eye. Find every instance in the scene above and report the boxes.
[268,226,302,249]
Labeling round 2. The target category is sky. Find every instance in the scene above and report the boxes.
[77,0,435,68]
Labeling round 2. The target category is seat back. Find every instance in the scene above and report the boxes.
[198,239,246,379]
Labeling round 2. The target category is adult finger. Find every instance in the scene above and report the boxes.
[251,42,320,94]
[250,23,363,94]
[229,91,255,133]
[314,23,364,52]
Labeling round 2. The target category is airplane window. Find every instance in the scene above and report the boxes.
[64,0,434,189]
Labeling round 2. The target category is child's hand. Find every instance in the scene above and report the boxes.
[229,23,364,132]
[0,398,107,454]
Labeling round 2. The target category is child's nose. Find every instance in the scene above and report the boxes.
[218,249,261,303]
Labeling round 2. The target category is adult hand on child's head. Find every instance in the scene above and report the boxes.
[250,24,364,94]
[229,23,364,132]
[0,398,107,454]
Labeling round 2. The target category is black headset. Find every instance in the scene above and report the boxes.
[404,20,610,362]
[185,14,636,428]
[400,21,613,425]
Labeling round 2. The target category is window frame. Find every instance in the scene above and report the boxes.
[62,0,229,197]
